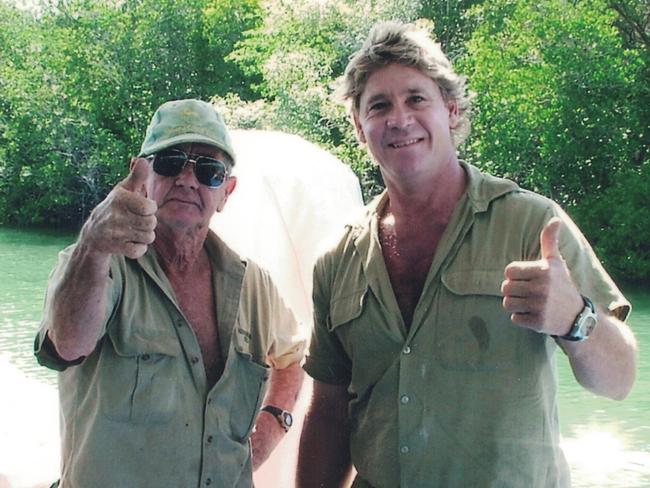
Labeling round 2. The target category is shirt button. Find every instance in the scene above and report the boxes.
[205,478,212,485]
[400,395,410,404]
[140,354,150,361]
[402,346,411,354]
[400,445,409,454]
[207,435,213,443]
[176,320,183,328]
[191,356,199,364]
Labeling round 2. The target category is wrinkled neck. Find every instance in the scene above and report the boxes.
[153,225,209,274]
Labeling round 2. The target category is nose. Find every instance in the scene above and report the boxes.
[175,160,200,189]
[386,105,413,129]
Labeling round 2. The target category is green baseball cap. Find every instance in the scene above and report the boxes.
[139,99,236,165]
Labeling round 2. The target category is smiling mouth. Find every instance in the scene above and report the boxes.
[388,138,422,148]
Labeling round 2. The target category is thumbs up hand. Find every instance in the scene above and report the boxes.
[78,157,158,259]
[501,217,583,336]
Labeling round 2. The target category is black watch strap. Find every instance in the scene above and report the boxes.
[261,405,293,432]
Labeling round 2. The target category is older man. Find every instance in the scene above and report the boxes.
[297,21,637,488]
[35,99,304,488]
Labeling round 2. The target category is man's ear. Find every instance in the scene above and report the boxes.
[216,176,237,212]
[447,100,460,129]
[225,175,237,196]
[352,112,367,144]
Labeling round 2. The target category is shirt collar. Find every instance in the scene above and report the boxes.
[135,229,247,301]
[460,161,519,213]
[353,161,519,226]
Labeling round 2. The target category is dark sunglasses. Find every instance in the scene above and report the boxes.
[148,148,230,189]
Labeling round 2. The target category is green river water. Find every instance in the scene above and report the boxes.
[1,227,648,487]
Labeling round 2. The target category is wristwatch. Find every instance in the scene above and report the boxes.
[261,405,293,432]
[554,295,598,342]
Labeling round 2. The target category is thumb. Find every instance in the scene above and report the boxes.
[121,157,153,196]
[540,217,563,260]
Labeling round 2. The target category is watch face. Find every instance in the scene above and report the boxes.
[582,315,597,335]
[282,412,293,427]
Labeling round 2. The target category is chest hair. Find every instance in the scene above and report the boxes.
[379,215,447,330]
[168,262,224,388]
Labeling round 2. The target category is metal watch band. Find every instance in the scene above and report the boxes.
[552,295,597,342]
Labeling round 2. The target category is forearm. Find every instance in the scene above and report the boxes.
[563,312,637,400]
[48,239,112,361]
[297,381,353,488]
[297,412,353,488]
[264,360,304,410]
[46,159,156,361]
[251,361,304,470]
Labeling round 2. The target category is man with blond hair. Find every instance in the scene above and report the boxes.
[297,21,637,488]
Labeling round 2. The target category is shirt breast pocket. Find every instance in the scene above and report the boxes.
[213,331,271,442]
[229,349,270,441]
[328,287,396,361]
[435,269,521,372]
[99,326,182,424]
[328,288,404,385]
[328,288,367,332]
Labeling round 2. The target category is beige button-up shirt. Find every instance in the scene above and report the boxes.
[36,231,304,488]
[305,162,629,488]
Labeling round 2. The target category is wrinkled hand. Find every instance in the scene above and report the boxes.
[79,157,157,259]
[250,410,286,471]
[501,217,583,336]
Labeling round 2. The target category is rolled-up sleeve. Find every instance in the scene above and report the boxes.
[239,263,306,370]
[552,204,631,321]
[303,254,352,385]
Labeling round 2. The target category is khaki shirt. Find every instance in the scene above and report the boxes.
[305,162,629,488]
[35,231,304,488]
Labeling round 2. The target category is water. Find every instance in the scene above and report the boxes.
[557,286,650,487]
[0,227,74,384]
[1,226,649,487]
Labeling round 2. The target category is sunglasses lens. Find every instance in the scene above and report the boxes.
[153,149,186,177]
[195,158,227,188]
[151,149,228,188]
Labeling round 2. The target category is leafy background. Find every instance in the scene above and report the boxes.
[0,0,648,281]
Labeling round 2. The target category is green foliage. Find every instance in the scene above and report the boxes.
[575,162,650,282]
[419,0,486,59]
[202,0,264,100]
[0,0,263,226]
[459,0,649,279]
[608,0,650,50]
[0,3,111,226]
